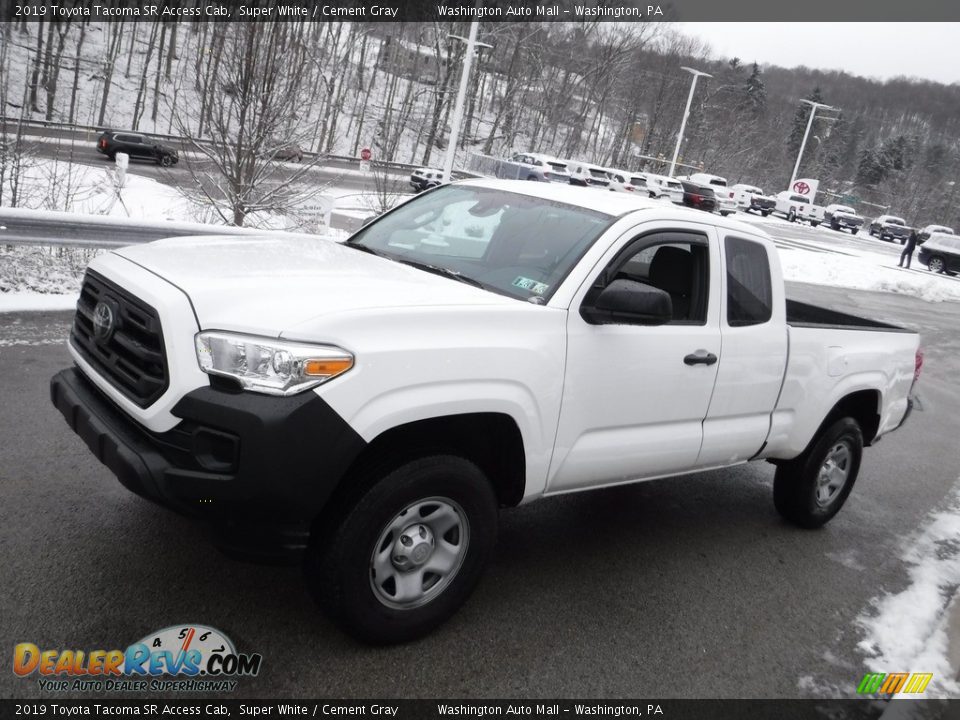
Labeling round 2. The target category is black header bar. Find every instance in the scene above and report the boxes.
[3,0,960,23]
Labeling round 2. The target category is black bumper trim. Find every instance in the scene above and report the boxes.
[50,367,367,561]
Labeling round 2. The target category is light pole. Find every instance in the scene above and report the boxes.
[668,66,712,178]
[442,22,492,183]
[789,99,835,188]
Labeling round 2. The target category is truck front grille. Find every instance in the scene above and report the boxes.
[71,271,168,408]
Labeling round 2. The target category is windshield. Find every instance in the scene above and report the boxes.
[347,185,613,302]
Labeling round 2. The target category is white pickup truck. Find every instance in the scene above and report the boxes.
[51,180,921,644]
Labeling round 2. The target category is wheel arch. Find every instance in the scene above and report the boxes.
[813,389,882,451]
[330,412,528,512]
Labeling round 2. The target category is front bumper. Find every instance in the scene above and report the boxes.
[50,367,366,561]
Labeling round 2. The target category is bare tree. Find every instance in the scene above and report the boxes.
[175,22,327,226]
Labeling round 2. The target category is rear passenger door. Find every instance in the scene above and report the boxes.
[698,234,788,466]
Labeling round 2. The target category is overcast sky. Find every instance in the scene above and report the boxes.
[679,23,960,85]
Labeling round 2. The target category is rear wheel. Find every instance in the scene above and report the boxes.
[787,209,796,223]
[773,417,863,529]
[159,154,173,167]
[305,455,498,644]
[928,256,946,273]
[761,210,771,217]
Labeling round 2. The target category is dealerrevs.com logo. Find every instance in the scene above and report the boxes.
[13,625,262,692]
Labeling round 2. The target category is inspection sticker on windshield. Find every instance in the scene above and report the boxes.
[513,276,549,295]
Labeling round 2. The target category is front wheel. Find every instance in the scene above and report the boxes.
[761,210,771,217]
[305,455,498,644]
[773,417,863,529]
[159,154,173,167]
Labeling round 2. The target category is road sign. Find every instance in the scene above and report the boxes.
[359,160,371,173]
[360,147,372,161]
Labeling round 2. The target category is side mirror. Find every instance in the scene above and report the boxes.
[581,279,673,326]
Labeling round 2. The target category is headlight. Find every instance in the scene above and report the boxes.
[195,332,354,396]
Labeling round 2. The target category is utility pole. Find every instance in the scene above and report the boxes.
[790,99,835,188]
[442,21,492,183]
[668,66,711,178]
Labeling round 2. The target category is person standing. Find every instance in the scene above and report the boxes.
[899,228,918,269]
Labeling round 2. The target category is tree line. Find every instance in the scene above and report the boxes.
[1,9,959,227]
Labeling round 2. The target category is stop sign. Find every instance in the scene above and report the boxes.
[360,147,372,161]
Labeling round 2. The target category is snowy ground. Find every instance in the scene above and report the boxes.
[856,481,960,698]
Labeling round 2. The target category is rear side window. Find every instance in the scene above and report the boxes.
[725,237,772,327]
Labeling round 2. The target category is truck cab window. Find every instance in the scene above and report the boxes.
[599,235,709,324]
[725,236,772,326]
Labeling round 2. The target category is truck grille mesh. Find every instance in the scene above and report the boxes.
[71,271,168,408]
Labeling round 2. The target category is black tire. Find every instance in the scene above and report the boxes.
[159,154,173,167]
[928,256,946,274]
[811,221,820,227]
[305,455,498,644]
[106,151,116,161]
[787,210,796,223]
[773,417,863,529]
[761,211,771,217]
[831,220,840,231]
[527,175,539,181]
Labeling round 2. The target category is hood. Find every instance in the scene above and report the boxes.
[113,235,514,335]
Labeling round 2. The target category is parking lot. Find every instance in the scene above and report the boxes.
[2,214,959,699]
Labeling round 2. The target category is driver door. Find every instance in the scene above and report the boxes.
[547,224,722,493]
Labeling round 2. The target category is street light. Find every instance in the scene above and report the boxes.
[441,23,493,183]
[668,66,712,178]
[789,99,836,188]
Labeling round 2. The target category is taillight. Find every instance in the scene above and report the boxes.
[691,193,703,203]
[625,185,635,192]
[914,349,924,383]
[544,172,551,179]
[99,139,106,148]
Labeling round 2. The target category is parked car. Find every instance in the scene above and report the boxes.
[773,191,813,222]
[51,178,921,644]
[644,173,684,203]
[680,180,718,213]
[96,130,178,166]
[729,184,776,216]
[714,193,737,217]
[823,204,865,234]
[917,224,955,244]
[567,162,612,188]
[869,215,912,243]
[804,204,825,227]
[498,153,571,183]
[687,172,729,190]
[409,168,445,193]
[605,170,649,194]
[917,232,960,274]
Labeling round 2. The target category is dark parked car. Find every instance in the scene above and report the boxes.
[680,180,717,213]
[868,214,912,243]
[96,130,178,166]
[917,233,960,275]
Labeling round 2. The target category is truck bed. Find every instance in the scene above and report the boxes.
[786,299,913,333]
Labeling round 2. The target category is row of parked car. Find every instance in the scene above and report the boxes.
[411,153,958,275]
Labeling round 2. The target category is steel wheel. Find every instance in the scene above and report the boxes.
[370,496,469,610]
[815,441,851,507]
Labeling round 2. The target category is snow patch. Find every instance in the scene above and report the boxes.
[856,482,960,697]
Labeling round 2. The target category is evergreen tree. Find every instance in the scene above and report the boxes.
[742,62,766,115]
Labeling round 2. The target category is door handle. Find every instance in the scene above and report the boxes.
[684,351,718,366]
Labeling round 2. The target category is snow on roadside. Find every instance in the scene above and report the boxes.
[0,292,79,314]
[0,245,101,313]
[779,247,960,304]
[856,481,960,697]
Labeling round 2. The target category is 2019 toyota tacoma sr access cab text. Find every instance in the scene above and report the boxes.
[50,180,922,644]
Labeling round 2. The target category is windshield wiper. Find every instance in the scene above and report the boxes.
[395,258,486,289]
[345,241,391,259]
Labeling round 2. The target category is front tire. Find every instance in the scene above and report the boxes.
[773,417,863,529]
[305,455,498,644]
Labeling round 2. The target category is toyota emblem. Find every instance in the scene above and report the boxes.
[92,301,116,343]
